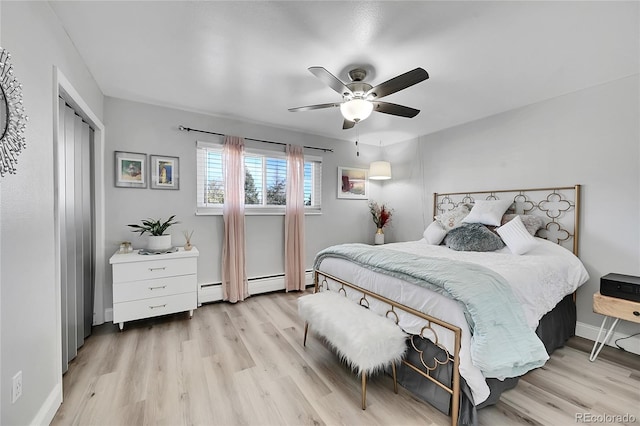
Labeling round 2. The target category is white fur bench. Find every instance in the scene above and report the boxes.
[298,290,407,409]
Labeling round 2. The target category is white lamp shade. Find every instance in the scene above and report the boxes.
[340,99,374,122]
[369,161,392,180]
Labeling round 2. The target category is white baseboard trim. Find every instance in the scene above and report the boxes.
[199,285,223,305]
[198,271,314,304]
[32,382,62,426]
[575,321,640,356]
[103,271,313,316]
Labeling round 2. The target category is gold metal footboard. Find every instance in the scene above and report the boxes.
[314,270,461,426]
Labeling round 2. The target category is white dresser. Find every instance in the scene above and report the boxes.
[109,247,199,330]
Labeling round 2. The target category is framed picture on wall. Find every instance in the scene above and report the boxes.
[337,166,368,199]
[150,155,180,190]
[114,151,147,188]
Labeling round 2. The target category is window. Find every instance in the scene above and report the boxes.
[196,141,322,215]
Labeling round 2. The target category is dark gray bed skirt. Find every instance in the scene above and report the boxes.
[395,293,577,425]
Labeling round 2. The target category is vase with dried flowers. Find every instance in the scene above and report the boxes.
[183,230,194,251]
[368,201,393,244]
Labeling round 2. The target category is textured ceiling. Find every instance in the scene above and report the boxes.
[49,1,639,145]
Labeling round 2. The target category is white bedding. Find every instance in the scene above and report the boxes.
[315,238,589,405]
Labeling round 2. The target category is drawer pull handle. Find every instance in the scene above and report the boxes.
[149,304,167,310]
[149,267,166,271]
[634,311,640,317]
[148,285,167,290]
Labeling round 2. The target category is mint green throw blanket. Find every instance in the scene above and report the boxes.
[314,243,549,379]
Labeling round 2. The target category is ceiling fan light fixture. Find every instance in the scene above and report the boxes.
[290,66,428,129]
[340,99,373,123]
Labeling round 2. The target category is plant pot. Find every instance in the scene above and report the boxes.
[148,234,172,251]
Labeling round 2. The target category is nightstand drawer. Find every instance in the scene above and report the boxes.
[593,292,640,324]
[113,275,196,303]
[112,257,197,283]
[113,292,196,324]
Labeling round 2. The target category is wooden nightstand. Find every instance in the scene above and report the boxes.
[589,292,640,361]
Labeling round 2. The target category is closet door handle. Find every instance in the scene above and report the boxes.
[148,267,166,272]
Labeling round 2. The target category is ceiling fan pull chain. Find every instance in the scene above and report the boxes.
[355,128,360,156]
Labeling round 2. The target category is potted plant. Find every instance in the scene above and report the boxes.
[128,215,179,251]
[368,201,393,245]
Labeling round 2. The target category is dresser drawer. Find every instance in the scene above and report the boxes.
[113,292,197,324]
[113,274,196,303]
[112,257,197,283]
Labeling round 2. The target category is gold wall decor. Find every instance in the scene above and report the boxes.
[0,47,28,177]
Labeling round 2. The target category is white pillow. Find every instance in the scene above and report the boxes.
[496,215,538,255]
[423,221,447,245]
[462,199,513,226]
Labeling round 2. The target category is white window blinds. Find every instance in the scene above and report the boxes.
[196,141,322,215]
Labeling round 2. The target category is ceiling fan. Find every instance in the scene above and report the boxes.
[289,66,429,129]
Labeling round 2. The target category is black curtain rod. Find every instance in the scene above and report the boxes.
[178,125,334,153]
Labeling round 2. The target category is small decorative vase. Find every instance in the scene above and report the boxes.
[374,228,384,245]
[118,242,133,254]
[183,230,194,251]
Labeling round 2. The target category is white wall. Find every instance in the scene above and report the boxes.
[102,97,383,311]
[385,75,640,340]
[0,2,104,424]
[0,1,383,418]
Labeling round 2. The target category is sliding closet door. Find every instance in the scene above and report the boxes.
[82,126,94,338]
[64,104,79,364]
[59,99,94,373]
[58,98,69,373]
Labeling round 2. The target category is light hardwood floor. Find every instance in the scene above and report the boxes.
[52,290,640,426]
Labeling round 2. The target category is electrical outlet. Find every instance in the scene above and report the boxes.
[11,371,22,403]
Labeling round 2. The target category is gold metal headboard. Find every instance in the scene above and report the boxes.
[433,185,581,256]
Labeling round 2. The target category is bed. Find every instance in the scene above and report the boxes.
[312,185,589,426]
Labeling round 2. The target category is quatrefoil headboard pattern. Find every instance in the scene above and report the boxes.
[433,185,581,255]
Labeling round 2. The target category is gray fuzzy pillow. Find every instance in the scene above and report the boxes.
[444,223,505,252]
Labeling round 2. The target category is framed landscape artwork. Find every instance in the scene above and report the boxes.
[115,151,146,188]
[337,166,368,199]
[150,155,179,190]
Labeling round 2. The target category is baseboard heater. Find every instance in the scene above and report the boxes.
[198,270,314,305]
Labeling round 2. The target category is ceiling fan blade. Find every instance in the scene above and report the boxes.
[342,119,355,130]
[308,67,353,97]
[372,101,420,118]
[288,102,340,112]
[366,67,429,99]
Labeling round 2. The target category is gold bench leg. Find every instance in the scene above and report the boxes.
[362,363,397,411]
[392,362,398,394]
[303,322,309,347]
[361,373,367,410]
